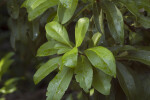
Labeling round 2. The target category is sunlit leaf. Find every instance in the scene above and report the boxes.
[23,0,59,21]
[92,32,102,46]
[54,43,72,55]
[46,67,73,100]
[45,21,72,47]
[62,47,78,68]
[59,0,73,8]
[0,53,14,80]
[85,46,116,77]
[75,17,89,47]
[26,0,47,9]
[75,56,93,92]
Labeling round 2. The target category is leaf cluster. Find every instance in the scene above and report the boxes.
[9,0,150,99]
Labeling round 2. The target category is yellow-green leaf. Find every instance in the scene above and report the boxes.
[62,47,78,68]
[45,21,72,47]
[75,17,89,47]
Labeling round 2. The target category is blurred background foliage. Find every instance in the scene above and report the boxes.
[0,0,150,100]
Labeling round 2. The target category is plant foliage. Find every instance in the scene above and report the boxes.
[5,0,150,99]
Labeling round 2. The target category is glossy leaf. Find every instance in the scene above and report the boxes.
[58,0,78,24]
[75,17,89,47]
[62,47,78,68]
[92,32,102,46]
[85,46,116,77]
[75,56,93,92]
[45,21,71,47]
[54,43,72,55]
[34,57,61,84]
[57,48,72,55]
[59,0,73,8]
[102,0,124,44]
[92,68,112,95]
[23,0,59,21]
[36,41,57,57]
[46,67,73,100]
[27,0,47,9]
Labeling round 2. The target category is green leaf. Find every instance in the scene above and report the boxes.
[93,2,101,33]
[59,0,73,8]
[121,50,150,66]
[45,21,72,47]
[46,67,73,100]
[99,9,105,34]
[57,48,72,55]
[92,32,102,46]
[23,0,59,21]
[36,41,57,57]
[118,0,139,16]
[117,61,150,99]
[85,46,116,77]
[75,17,89,47]
[54,43,72,55]
[116,62,137,100]
[102,0,124,44]
[75,56,93,92]
[58,0,78,24]
[34,57,61,84]
[62,47,78,68]
[92,2,105,39]
[0,52,14,80]
[26,0,47,9]
[92,68,112,95]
